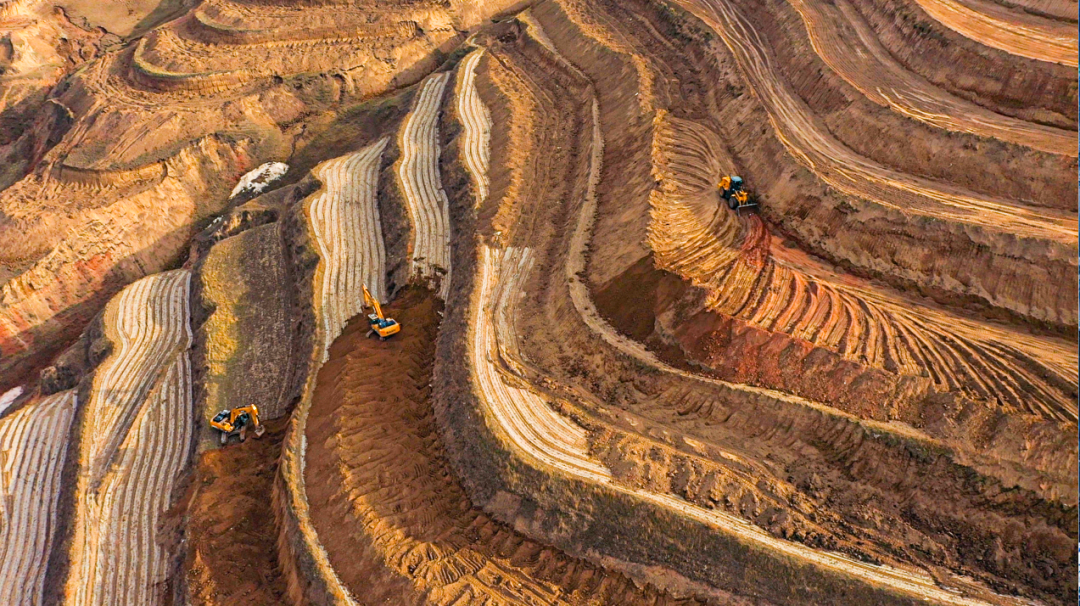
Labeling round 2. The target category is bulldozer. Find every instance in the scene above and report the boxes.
[211,404,265,445]
[363,284,401,340]
[718,175,758,211]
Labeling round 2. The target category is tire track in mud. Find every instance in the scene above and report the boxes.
[307,138,391,354]
[469,24,1030,603]
[66,270,194,606]
[674,0,1076,245]
[786,0,1076,156]
[0,390,76,606]
[456,50,492,207]
[910,0,1078,66]
[397,72,453,299]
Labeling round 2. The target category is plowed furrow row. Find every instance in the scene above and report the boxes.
[308,138,391,354]
[398,72,453,299]
[476,248,612,480]
[456,50,492,206]
[67,270,193,606]
[0,391,76,606]
[84,270,191,484]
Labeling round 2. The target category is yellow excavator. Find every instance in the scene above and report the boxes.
[718,175,757,210]
[363,284,401,340]
[211,404,265,445]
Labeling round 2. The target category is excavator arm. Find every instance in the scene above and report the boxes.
[362,284,386,320]
[361,283,401,339]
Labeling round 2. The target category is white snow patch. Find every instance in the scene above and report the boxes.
[0,386,24,415]
[229,162,289,198]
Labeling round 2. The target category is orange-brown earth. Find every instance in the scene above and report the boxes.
[0,0,1073,604]
[182,418,289,606]
[305,288,708,605]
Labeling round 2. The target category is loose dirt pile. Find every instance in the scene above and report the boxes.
[305,287,700,605]
[0,0,1073,604]
[183,418,288,606]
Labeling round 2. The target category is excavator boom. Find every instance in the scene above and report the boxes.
[362,283,401,339]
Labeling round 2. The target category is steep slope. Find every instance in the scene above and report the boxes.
[0,390,77,606]
[64,270,194,606]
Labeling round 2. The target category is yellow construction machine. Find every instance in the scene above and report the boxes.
[363,284,401,340]
[718,175,757,211]
[211,404,265,445]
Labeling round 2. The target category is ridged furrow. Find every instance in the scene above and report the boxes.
[69,270,193,606]
[0,391,76,606]
[308,138,390,354]
[398,72,453,298]
[456,50,493,206]
[86,271,190,485]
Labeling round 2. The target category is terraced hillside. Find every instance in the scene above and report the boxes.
[0,0,1073,605]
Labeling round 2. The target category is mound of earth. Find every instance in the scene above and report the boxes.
[0,0,1073,605]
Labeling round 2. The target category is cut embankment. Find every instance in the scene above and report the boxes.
[0,134,252,399]
[910,0,1078,66]
[0,390,77,606]
[456,50,493,206]
[460,37,1042,602]
[397,72,453,298]
[675,0,1075,246]
[647,114,1078,422]
[65,269,194,606]
[470,243,1028,606]
[273,138,394,606]
[787,0,1076,156]
[305,288,694,604]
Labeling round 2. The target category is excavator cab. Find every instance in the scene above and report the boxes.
[211,404,265,445]
[719,175,757,211]
[362,284,401,340]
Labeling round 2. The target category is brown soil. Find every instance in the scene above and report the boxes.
[305,287,701,605]
[0,0,1075,604]
[183,418,289,606]
[452,2,1076,602]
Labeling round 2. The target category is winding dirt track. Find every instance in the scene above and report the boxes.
[397,72,453,299]
[307,138,391,349]
[306,290,696,605]
[465,37,1029,600]
[786,0,1076,156]
[674,0,1076,245]
[473,241,1025,606]
[648,115,1078,421]
[0,390,76,606]
[911,0,1078,66]
[456,50,493,206]
[66,270,194,606]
